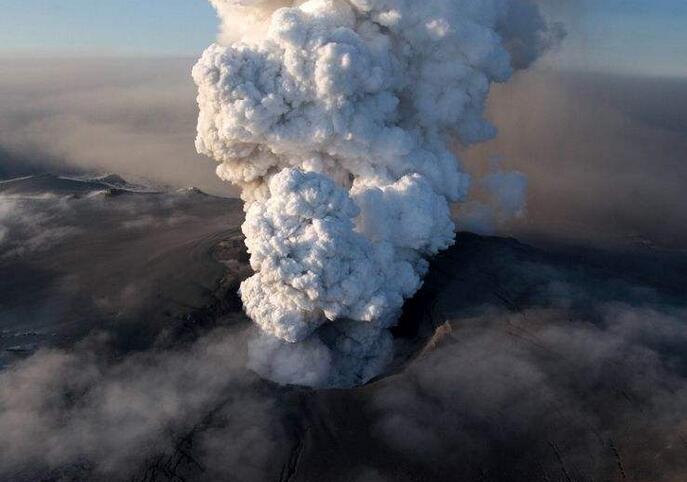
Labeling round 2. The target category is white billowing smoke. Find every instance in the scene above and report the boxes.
[194,0,558,386]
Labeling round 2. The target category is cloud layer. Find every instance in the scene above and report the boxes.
[0,59,231,195]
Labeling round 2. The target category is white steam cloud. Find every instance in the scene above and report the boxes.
[194,0,557,386]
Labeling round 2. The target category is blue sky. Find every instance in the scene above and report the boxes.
[0,0,218,56]
[547,0,687,76]
[1,0,686,76]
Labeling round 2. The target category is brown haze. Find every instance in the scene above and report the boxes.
[0,58,232,196]
[1,58,686,247]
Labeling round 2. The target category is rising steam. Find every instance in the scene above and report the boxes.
[193,0,558,386]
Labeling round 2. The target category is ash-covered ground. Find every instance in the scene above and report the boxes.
[1,174,686,481]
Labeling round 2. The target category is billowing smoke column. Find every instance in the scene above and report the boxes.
[194,0,558,387]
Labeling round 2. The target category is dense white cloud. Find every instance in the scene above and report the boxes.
[195,0,554,386]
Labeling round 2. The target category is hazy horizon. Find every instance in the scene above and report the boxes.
[2,56,686,250]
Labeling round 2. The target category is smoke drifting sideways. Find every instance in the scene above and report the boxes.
[0,59,232,195]
[194,0,562,387]
[0,327,287,481]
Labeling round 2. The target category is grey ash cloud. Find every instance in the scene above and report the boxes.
[0,327,288,481]
[465,70,687,249]
[371,303,687,481]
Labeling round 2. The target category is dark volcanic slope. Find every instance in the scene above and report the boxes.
[0,174,246,365]
[1,175,687,481]
[281,235,687,482]
[131,235,687,482]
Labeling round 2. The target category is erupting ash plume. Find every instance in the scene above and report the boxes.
[194,0,559,386]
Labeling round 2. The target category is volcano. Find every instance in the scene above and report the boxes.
[2,174,686,481]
